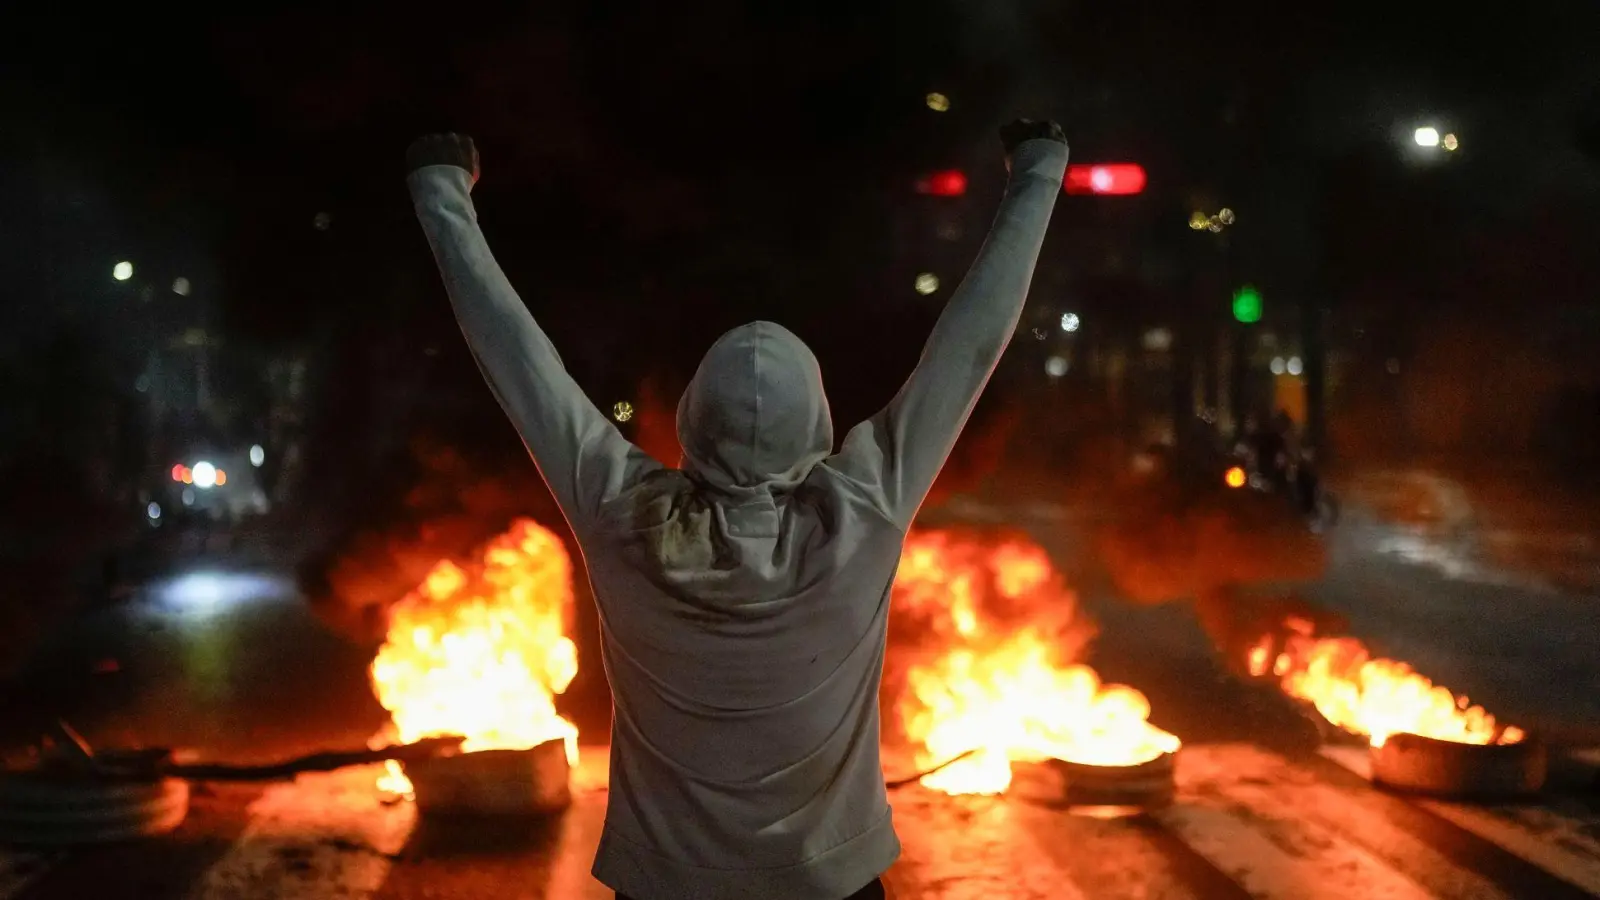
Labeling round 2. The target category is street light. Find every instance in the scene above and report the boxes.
[113,261,134,281]
[1189,207,1236,232]
[1414,126,1441,148]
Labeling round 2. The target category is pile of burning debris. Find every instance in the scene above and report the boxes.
[884,529,1182,808]
[1247,615,1545,797]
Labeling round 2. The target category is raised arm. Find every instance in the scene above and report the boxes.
[405,134,656,528]
[834,121,1068,526]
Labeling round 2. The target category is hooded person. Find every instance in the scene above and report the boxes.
[405,121,1068,900]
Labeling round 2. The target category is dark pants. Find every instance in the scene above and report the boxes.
[618,877,886,900]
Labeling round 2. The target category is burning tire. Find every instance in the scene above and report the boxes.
[0,772,189,846]
[1010,751,1179,813]
[402,740,571,817]
[1054,751,1178,811]
[1371,733,1547,799]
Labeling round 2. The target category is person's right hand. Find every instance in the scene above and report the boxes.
[1000,120,1066,171]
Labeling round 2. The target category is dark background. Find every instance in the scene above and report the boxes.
[2,1,1598,659]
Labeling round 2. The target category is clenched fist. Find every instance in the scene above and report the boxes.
[999,119,1066,153]
[999,120,1066,172]
[406,133,480,183]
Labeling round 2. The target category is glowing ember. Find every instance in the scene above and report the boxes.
[892,531,1181,795]
[1249,616,1524,748]
[370,519,581,795]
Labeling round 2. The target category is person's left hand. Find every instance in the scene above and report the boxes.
[406,133,480,183]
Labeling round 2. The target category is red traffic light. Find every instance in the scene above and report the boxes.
[916,169,968,197]
[1064,163,1146,195]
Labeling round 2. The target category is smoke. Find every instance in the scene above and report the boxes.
[1091,465,1336,670]
[299,440,562,647]
[631,373,684,468]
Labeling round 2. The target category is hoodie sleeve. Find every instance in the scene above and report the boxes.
[833,138,1067,527]
[408,164,658,528]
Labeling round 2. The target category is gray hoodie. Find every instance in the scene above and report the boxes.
[408,136,1067,900]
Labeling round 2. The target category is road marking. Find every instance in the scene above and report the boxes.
[1407,800,1600,896]
[1321,744,1600,896]
[1158,744,1437,900]
[1186,744,1516,899]
[886,788,1089,899]
[186,764,414,900]
[0,849,63,900]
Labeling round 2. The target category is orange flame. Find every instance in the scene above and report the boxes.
[1248,616,1523,747]
[370,518,581,794]
[893,531,1181,795]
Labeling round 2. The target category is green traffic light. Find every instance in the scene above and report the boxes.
[1232,285,1263,324]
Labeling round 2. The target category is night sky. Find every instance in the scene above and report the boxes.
[3,2,1598,510]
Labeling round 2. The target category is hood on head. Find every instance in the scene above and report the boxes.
[677,321,833,492]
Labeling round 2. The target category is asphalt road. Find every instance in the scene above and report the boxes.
[1,504,1597,898]
[1,741,1597,899]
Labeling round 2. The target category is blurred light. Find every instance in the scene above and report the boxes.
[1218,208,1236,225]
[917,169,968,197]
[1232,285,1263,324]
[182,488,195,506]
[1286,356,1304,376]
[1207,219,1224,233]
[1414,126,1441,148]
[1188,211,1209,231]
[1386,357,1401,374]
[171,464,187,482]
[1225,466,1247,489]
[172,277,192,296]
[1031,327,1047,341]
[1064,164,1146,195]
[192,460,217,489]
[214,469,227,486]
[1044,355,1069,378]
[1442,133,1460,152]
[925,92,950,112]
[152,570,288,613]
[1270,357,1287,375]
[1142,327,1173,351]
[113,261,134,281]
[613,401,634,423]
[147,502,162,520]
[135,374,151,393]
[181,469,193,485]
[249,444,265,467]
[1059,312,1081,333]
[314,212,332,231]
[915,273,940,295]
